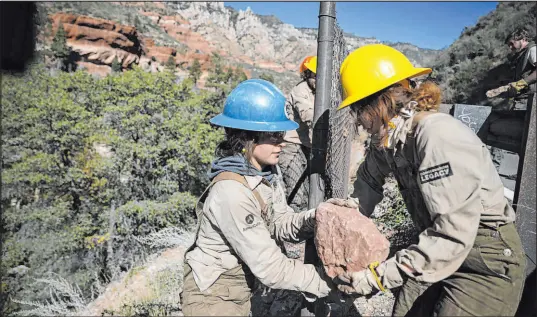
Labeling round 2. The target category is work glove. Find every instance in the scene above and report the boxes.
[485,79,528,99]
[508,79,528,97]
[486,85,509,98]
[335,257,406,296]
[325,197,359,209]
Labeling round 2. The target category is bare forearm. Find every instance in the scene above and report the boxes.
[523,70,537,86]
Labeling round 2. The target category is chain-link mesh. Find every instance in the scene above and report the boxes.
[325,22,354,199]
[279,144,310,212]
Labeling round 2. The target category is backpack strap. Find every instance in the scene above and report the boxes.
[212,172,267,211]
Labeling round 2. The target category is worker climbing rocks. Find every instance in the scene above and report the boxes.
[180,79,335,316]
[333,44,526,316]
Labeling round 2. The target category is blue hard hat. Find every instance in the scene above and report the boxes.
[210,79,299,132]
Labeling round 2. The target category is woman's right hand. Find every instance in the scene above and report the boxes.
[314,265,343,299]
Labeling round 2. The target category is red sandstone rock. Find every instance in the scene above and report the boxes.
[45,8,287,85]
[49,12,142,71]
[48,12,182,72]
[315,202,390,278]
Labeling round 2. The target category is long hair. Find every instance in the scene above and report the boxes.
[349,80,442,145]
[215,128,258,162]
[350,85,411,135]
[412,81,442,112]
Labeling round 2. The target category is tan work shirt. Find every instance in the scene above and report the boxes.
[185,174,331,297]
[284,81,315,148]
[355,112,516,283]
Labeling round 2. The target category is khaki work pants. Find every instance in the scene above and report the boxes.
[181,263,253,316]
[392,223,526,316]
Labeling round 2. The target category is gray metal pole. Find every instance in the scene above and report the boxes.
[302,3,336,316]
[308,2,336,209]
[513,93,536,277]
[513,95,536,316]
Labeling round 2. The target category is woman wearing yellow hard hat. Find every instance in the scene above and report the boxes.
[333,44,525,316]
[280,55,317,212]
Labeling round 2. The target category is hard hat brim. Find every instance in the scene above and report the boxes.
[338,67,432,110]
[305,63,316,74]
[210,114,299,132]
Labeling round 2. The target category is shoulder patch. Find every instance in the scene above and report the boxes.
[245,214,254,224]
[419,162,453,184]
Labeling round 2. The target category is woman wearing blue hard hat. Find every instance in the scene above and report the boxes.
[180,79,334,316]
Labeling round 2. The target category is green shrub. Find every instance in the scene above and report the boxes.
[1,65,225,314]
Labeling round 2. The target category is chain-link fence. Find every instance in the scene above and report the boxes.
[325,22,355,199]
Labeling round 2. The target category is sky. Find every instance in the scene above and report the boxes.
[224,1,498,50]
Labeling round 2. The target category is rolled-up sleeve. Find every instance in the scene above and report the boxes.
[208,181,330,297]
[395,117,484,283]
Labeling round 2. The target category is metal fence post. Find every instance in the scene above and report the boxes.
[302,3,336,316]
[308,2,336,209]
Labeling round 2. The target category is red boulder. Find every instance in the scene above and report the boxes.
[315,202,390,278]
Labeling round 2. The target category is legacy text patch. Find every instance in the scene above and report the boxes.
[419,162,453,184]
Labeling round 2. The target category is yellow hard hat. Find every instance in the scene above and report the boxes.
[300,56,317,74]
[338,44,431,110]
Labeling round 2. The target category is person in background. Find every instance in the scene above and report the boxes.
[487,27,536,110]
[279,55,317,215]
[485,27,536,177]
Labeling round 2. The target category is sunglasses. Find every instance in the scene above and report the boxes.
[258,131,285,144]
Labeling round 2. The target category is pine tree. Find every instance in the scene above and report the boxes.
[234,66,248,83]
[111,56,122,73]
[224,67,234,84]
[189,58,202,84]
[51,23,70,61]
[165,56,176,72]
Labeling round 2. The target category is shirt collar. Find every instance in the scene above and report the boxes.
[244,175,265,190]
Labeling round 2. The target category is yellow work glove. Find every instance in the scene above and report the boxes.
[335,258,406,296]
[508,79,529,97]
